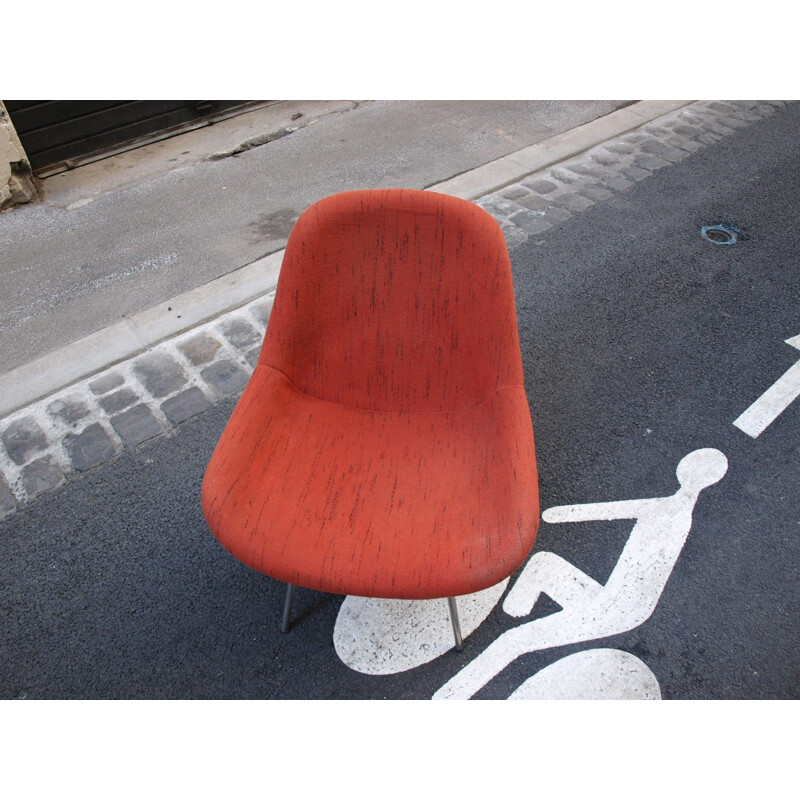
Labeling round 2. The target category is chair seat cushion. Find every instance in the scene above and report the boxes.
[202,365,539,599]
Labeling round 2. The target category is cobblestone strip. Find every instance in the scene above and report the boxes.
[0,100,787,520]
[475,100,786,250]
[0,292,275,518]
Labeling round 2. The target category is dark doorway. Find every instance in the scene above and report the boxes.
[4,100,265,175]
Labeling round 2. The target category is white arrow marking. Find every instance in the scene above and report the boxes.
[733,334,800,438]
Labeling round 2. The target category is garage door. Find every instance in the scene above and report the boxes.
[4,100,263,175]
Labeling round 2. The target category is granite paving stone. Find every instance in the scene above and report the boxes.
[178,332,223,367]
[607,176,636,193]
[201,360,250,397]
[508,211,552,235]
[110,405,164,446]
[620,131,649,144]
[565,163,605,178]
[21,457,65,499]
[678,109,713,123]
[247,299,274,329]
[133,352,188,398]
[622,166,650,182]
[662,144,693,160]
[548,167,582,185]
[47,397,91,426]
[2,417,48,465]
[665,136,702,152]
[642,125,673,138]
[702,120,738,136]
[89,372,125,396]
[671,124,705,138]
[604,142,635,155]
[721,115,749,129]
[501,187,529,201]
[219,317,261,350]
[478,196,522,217]
[540,206,572,223]
[633,153,672,171]
[579,186,615,202]
[523,178,558,194]
[496,222,527,250]
[160,387,212,426]
[640,139,673,156]
[98,387,138,414]
[550,192,594,212]
[708,101,739,113]
[64,423,118,471]
[732,111,764,122]
[515,194,548,211]
[245,346,262,368]
[679,112,720,130]
[590,151,620,167]
[640,140,690,162]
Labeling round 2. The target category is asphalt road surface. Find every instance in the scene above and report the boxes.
[2,103,799,699]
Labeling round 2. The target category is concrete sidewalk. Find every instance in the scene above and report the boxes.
[2,99,781,519]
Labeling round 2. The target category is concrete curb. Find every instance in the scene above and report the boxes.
[0,100,690,420]
[427,100,691,199]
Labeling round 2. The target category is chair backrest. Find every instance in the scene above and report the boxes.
[258,189,524,413]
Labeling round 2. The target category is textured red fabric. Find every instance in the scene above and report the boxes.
[202,189,539,599]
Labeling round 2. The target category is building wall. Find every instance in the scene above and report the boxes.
[0,101,39,211]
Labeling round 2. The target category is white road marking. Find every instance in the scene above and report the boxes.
[333,579,509,675]
[433,449,728,699]
[733,334,800,438]
[508,648,661,700]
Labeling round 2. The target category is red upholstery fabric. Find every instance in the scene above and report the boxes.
[202,189,539,598]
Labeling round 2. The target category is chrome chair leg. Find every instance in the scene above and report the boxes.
[281,583,295,633]
[281,584,463,649]
[447,597,464,651]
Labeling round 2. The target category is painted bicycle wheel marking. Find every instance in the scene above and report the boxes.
[334,579,508,675]
[508,648,661,700]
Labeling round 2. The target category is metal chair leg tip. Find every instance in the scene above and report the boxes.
[447,596,464,651]
[281,582,295,634]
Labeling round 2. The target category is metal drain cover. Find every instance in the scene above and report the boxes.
[701,224,741,245]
